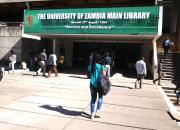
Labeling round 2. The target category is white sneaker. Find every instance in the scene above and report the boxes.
[95,112,101,118]
[91,113,95,120]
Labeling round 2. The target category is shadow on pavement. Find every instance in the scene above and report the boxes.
[111,84,133,89]
[69,75,88,79]
[40,105,90,119]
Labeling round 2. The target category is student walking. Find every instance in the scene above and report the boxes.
[8,50,16,74]
[36,49,47,77]
[48,51,58,77]
[163,36,171,58]
[153,58,162,86]
[135,57,147,89]
[88,52,106,119]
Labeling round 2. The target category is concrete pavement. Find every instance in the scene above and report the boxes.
[0,70,179,130]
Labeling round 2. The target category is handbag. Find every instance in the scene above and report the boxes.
[98,66,111,95]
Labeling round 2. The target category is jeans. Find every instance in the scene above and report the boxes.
[153,72,161,85]
[90,84,103,114]
[164,47,169,58]
[9,61,16,72]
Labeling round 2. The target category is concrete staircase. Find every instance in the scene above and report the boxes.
[158,53,180,108]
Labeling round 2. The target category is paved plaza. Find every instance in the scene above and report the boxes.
[0,70,179,130]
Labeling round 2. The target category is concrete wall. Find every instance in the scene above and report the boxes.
[0,26,21,36]
[141,42,154,78]
[0,26,22,62]
[0,0,50,3]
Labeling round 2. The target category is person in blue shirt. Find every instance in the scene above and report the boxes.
[88,52,106,119]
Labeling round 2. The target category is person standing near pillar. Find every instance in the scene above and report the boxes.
[48,51,58,77]
[135,57,147,89]
[104,52,112,79]
[8,50,17,74]
[153,58,162,86]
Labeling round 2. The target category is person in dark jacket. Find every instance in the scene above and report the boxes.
[153,58,162,86]
[36,49,47,76]
[174,84,180,104]
[163,36,171,58]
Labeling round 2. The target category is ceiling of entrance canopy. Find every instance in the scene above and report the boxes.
[0,0,155,22]
[29,33,158,43]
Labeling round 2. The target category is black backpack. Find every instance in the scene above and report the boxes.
[97,66,111,95]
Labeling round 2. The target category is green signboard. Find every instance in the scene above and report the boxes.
[24,6,160,35]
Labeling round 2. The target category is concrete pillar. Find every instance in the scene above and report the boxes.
[64,42,73,67]
[170,6,178,33]
[53,39,56,53]
[152,37,159,79]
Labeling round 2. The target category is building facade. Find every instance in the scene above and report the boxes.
[0,0,179,78]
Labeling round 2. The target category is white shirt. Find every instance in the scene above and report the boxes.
[48,54,57,65]
[21,62,27,69]
[135,60,146,75]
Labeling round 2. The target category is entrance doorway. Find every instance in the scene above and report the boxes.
[73,42,141,75]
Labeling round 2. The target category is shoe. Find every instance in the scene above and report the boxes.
[94,112,101,118]
[36,72,39,76]
[153,81,155,85]
[90,113,95,120]
[135,82,137,88]
[158,83,162,86]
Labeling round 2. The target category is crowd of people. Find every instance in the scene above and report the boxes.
[6,49,59,78]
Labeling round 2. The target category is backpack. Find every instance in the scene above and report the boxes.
[97,66,111,95]
[163,39,170,48]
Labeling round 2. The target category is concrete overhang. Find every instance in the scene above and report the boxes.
[26,33,160,43]
[0,0,51,3]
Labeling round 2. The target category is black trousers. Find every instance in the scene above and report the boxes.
[135,74,144,88]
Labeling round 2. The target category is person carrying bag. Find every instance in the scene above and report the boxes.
[97,65,111,96]
[88,52,108,119]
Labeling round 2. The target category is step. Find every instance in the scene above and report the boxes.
[162,66,175,69]
[170,98,177,102]
[167,93,177,98]
[162,78,173,80]
[162,68,180,71]
[164,89,175,94]
[170,81,180,84]
[162,86,176,90]
[162,62,174,65]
